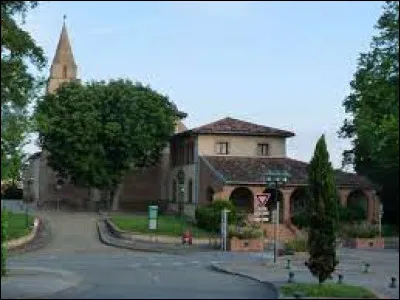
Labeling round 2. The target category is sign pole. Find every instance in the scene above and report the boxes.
[276,199,280,262]
[255,193,271,261]
[224,209,227,252]
[379,204,383,237]
[220,210,224,251]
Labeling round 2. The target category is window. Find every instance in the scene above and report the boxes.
[216,142,229,155]
[62,65,68,78]
[188,179,193,203]
[257,143,270,156]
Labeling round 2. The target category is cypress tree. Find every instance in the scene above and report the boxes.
[305,135,339,284]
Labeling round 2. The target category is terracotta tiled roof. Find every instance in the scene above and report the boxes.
[201,156,375,189]
[183,117,295,137]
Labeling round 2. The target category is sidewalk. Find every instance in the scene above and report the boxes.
[1,267,82,299]
[211,249,399,299]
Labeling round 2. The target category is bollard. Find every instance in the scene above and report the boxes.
[286,259,291,270]
[337,274,343,284]
[389,277,396,288]
[288,271,295,283]
[363,262,370,273]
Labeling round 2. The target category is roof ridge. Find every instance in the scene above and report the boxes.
[191,116,295,137]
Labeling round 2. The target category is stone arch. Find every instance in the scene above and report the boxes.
[230,187,254,213]
[206,187,214,203]
[347,189,368,219]
[290,187,308,216]
[263,188,283,223]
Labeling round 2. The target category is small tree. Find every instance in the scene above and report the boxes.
[305,135,339,284]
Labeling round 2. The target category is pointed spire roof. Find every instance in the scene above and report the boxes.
[51,15,76,67]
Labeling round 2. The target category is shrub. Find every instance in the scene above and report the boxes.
[228,224,263,239]
[338,205,365,223]
[286,238,308,252]
[340,222,379,238]
[195,199,240,232]
[1,209,8,276]
[195,206,218,232]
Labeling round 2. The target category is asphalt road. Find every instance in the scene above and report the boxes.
[6,210,277,299]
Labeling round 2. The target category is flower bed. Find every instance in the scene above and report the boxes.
[340,222,384,249]
[343,237,384,249]
[229,236,263,252]
[227,223,263,252]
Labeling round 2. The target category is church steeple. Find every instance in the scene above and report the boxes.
[47,16,78,94]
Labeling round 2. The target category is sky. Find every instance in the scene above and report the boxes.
[23,1,384,170]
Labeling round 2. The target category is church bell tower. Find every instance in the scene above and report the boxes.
[47,16,78,94]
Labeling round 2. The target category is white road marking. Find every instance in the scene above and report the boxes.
[152,262,162,267]
[131,263,142,268]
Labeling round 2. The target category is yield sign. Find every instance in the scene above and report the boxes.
[256,193,271,207]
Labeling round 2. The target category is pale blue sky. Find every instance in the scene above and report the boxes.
[23,1,384,169]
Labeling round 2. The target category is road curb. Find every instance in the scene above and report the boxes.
[5,217,40,251]
[210,263,280,299]
[97,219,181,255]
[97,219,215,255]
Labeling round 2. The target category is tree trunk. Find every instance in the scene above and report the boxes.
[90,188,101,211]
[111,182,123,211]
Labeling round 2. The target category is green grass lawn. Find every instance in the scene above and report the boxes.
[110,214,216,238]
[280,283,377,299]
[6,211,35,240]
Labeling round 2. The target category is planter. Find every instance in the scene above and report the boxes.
[343,237,384,249]
[229,237,263,252]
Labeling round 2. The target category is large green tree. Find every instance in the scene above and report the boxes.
[1,1,46,181]
[339,1,399,225]
[35,79,181,209]
[305,135,339,284]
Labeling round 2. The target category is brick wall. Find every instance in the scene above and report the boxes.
[198,157,225,205]
[120,162,163,205]
[262,223,296,242]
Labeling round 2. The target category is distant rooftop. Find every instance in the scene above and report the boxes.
[177,117,295,138]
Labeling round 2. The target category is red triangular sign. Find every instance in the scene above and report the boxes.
[257,193,271,207]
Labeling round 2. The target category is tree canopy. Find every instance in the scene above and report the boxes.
[339,1,399,225]
[35,79,180,207]
[1,1,46,181]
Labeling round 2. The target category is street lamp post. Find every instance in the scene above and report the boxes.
[264,170,291,264]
